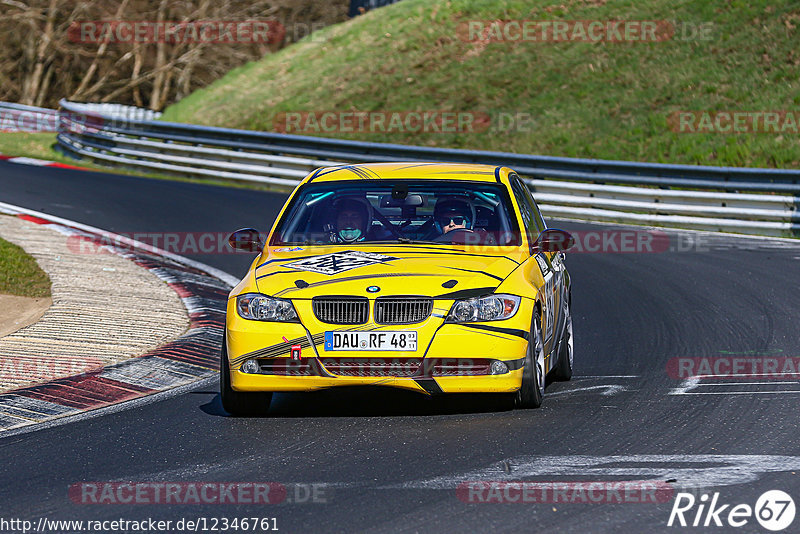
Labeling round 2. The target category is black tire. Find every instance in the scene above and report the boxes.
[220,341,272,416]
[552,298,573,381]
[515,317,545,409]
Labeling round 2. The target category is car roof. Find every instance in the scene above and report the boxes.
[305,162,506,184]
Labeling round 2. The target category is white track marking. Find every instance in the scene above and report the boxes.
[548,376,639,397]
[672,391,800,395]
[573,375,639,378]
[694,381,800,386]
[670,376,702,395]
[387,455,800,490]
[670,374,800,395]
[4,157,52,166]
[549,385,630,397]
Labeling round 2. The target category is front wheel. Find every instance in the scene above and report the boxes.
[515,318,545,409]
[220,341,272,416]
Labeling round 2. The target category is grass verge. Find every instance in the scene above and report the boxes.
[0,235,51,298]
[162,0,800,169]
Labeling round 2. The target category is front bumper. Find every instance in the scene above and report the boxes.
[226,297,532,395]
[230,369,524,394]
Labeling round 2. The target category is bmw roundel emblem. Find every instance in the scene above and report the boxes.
[367,286,380,293]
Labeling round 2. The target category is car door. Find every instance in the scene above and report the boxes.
[510,174,563,361]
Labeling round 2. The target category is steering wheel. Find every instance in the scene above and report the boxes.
[432,228,474,243]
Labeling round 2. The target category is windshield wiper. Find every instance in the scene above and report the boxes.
[372,238,440,245]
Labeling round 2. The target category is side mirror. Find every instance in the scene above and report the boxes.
[532,228,574,253]
[228,228,263,252]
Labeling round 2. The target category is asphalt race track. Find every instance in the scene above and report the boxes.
[2,161,800,533]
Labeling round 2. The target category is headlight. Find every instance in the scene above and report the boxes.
[448,294,521,323]
[236,293,298,322]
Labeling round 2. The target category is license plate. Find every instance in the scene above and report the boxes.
[324,331,417,351]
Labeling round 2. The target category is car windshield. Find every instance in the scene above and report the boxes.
[271,180,521,246]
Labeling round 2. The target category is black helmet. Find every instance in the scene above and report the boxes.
[434,196,475,232]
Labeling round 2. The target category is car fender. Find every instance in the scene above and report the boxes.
[228,253,263,298]
[494,255,545,298]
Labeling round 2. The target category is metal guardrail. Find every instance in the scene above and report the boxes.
[0,101,159,132]
[11,99,796,237]
[0,102,59,132]
[60,102,162,121]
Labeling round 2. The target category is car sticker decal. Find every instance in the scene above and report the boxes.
[279,276,439,300]
[460,323,530,340]
[257,254,324,268]
[429,170,496,176]
[255,270,300,280]
[451,328,510,341]
[308,167,345,180]
[306,168,324,182]
[535,253,551,274]
[494,166,503,183]
[443,266,505,282]
[303,328,324,361]
[542,269,555,343]
[283,250,398,276]
[259,249,520,270]
[320,164,378,180]
[231,324,384,366]
[342,165,369,179]
[230,333,324,366]
[393,163,443,171]
[275,272,431,296]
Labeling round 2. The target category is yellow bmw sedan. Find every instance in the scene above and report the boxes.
[221,162,575,414]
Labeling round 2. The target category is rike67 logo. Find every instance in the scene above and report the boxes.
[668,490,795,531]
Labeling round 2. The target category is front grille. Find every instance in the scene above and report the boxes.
[313,297,369,325]
[428,358,494,376]
[321,358,422,377]
[375,297,433,324]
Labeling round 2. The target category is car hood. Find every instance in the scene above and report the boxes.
[254,246,525,300]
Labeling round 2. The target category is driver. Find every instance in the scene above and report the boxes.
[434,196,475,235]
[326,196,372,243]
